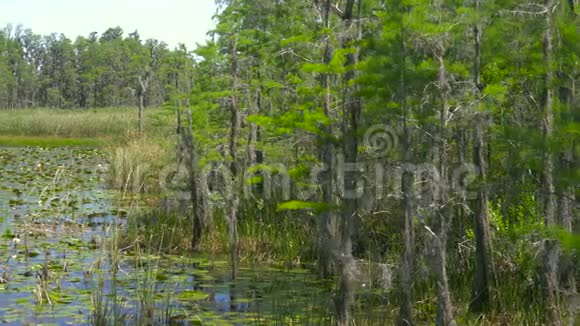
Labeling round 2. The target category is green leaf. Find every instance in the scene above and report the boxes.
[177,290,209,302]
[276,200,330,213]
[484,83,509,102]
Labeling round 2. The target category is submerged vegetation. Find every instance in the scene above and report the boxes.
[0,0,579,324]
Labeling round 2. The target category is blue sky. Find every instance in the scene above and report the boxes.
[0,0,218,50]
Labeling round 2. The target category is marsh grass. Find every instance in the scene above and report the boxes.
[106,137,173,194]
[121,208,191,254]
[121,204,316,266]
[0,107,174,147]
[0,135,107,147]
[89,214,197,325]
[90,230,131,326]
[237,208,316,264]
[0,108,138,139]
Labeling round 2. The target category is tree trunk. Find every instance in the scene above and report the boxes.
[138,94,144,136]
[335,1,361,324]
[542,0,557,228]
[470,117,495,313]
[398,171,415,326]
[138,75,150,137]
[228,39,241,281]
[469,6,495,312]
[543,239,562,326]
[427,232,455,326]
[398,24,415,326]
[557,15,576,295]
[184,110,203,252]
[318,0,338,279]
[541,1,561,324]
[557,151,576,297]
[430,49,455,326]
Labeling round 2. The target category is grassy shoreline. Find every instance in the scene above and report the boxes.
[0,108,141,138]
[0,107,174,146]
[0,135,108,147]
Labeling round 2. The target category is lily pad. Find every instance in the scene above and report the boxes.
[177,289,209,302]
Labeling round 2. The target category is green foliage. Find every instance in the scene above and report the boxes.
[276,200,331,214]
[0,24,195,109]
[543,227,580,253]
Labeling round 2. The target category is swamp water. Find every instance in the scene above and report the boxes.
[0,147,352,325]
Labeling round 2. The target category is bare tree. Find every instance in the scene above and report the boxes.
[427,40,455,326]
[137,72,150,136]
[177,108,204,252]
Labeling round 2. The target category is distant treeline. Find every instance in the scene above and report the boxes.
[0,25,194,109]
